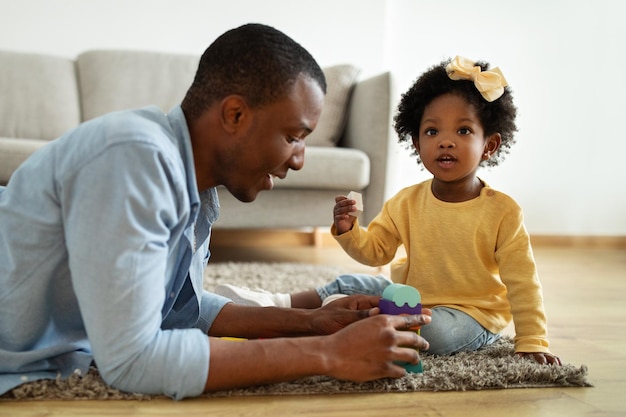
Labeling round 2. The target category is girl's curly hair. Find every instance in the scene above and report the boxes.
[393,58,518,167]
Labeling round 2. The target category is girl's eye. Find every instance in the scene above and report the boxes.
[458,127,471,135]
[425,128,437,136]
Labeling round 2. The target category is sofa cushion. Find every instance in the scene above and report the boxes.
[0,51,80,141]
[273,146,369,190]
[77,50,199,120]
[305,65,361,147]
[76,51,359,150]
[0,137,50,184]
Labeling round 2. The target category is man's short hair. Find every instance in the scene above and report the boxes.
[182,23,326,120]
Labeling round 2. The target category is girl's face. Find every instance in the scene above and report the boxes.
[412,93,500,199]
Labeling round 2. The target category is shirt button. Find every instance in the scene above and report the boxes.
[486,190,495,197]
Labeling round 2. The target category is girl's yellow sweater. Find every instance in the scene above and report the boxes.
[333,179,551,353]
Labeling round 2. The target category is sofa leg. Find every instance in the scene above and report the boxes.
[313,227,324,249]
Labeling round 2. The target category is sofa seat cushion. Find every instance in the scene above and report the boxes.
[0,137,50,184]
[273,146,370,190]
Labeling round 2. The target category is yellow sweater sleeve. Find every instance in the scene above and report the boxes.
[333,180,552,354]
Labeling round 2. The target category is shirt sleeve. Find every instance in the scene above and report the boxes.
[61,142,209,399]
[496,207,552,354]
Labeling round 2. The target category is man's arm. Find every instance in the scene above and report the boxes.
[204,313,431,392]
[208,295,382,338]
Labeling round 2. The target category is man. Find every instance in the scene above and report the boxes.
[0,23,430,400]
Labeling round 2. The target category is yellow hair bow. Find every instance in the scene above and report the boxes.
[445,56,508,102]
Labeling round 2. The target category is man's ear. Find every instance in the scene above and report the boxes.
[221,95,248,134]
[483,133,501,160]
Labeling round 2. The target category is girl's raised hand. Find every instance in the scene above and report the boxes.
[333,195,357,235]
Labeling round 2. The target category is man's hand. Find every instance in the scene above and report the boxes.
[322,313,432,381]
[309,295,381,334]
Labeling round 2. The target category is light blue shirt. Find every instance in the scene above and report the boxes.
[0,105,231,399]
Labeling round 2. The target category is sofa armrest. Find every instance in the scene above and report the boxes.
[340,72,393,225]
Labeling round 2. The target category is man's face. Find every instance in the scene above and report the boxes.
[222,75,325,202]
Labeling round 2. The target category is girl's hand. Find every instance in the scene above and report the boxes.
[515,352,562,365]
[334,195,357,235]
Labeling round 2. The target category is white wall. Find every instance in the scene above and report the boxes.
[386,0,626,237]
[1,0,624,236]
[0,0,388,73]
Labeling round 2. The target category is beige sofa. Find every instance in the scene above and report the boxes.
[0,49,393,229]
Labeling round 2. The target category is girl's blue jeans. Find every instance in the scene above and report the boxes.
[316,273,500,356]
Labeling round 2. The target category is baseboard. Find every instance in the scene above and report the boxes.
[529,235,626,249]
[211,228,626,249]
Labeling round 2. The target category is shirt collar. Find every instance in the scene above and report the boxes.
[165,105,220,230]
[165,105,201,220]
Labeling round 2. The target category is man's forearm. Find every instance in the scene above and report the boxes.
[204,335,332,392]
[208,303,317,338]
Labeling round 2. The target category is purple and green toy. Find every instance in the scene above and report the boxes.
[379,283,423,373]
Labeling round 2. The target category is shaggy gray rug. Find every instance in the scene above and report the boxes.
[1,262,592,401]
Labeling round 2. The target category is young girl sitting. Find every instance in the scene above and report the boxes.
[216,56,561,365]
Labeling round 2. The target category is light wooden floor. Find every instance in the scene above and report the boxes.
[5,233,626,417]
